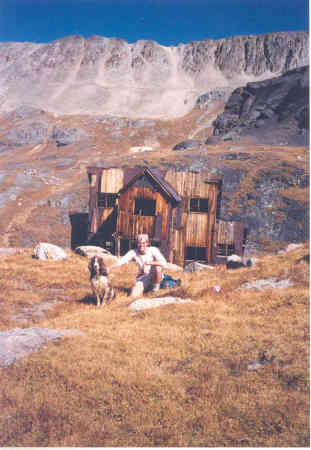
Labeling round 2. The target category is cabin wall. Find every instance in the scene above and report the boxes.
[86,167,247,265]
[117,182,170,241]
[165,170,220,264]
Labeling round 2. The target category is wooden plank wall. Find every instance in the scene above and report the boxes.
[117,183,170,241]
[164,169,219,263]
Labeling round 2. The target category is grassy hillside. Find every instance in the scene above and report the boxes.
[0,244,309,446]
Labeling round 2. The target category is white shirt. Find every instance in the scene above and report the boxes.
[118,246,167,277]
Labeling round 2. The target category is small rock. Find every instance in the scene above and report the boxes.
[247,361,265,371]
[130,296,192,313]
[172,139,202,151]
[183,262,215,273]
[240,278,294,291]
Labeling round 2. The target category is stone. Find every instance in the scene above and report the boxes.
[172,139,202,151]
[285,243,303,252]
[240,278,294,291]
[51,126,89,147]
[183,262,215,273]
[130,296,192,313]
[34,242,68,260]
[0,327,84,368]
[226,254,245,269]
[74,245,119,262]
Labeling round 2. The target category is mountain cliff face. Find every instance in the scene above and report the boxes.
[0,31,308,118]
[213,65,309,145]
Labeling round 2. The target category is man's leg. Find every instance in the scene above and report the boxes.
[130,280,144,298]
[150,266,163,292]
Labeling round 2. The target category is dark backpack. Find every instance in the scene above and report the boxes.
[160,274,181,289]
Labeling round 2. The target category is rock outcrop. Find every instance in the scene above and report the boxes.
[0,31,308,118]
[213,65,309,145]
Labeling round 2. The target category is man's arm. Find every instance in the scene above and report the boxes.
[107,249,135,273]
[145,247,167,268]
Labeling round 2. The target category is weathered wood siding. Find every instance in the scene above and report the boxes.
[117,180,170,240]
[87,166,247,265]
[100,168,124,193]
[164,169,220,263]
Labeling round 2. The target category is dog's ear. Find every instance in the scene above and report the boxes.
[88,256,94,271]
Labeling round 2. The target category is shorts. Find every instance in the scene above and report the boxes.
[136,267,163,291]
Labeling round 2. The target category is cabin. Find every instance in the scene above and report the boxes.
[86,166,248,266]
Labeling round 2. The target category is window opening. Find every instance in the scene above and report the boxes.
[98,193,117,208]
[190,197,209,213]
[134,198,156,216]
[185,246,207,260]
[217,243,236,257]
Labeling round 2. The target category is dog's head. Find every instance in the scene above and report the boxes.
[89,256,108,276]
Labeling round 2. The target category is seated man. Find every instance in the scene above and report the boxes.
[108,234,167,298]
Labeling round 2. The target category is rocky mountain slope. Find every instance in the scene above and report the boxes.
[213,66,309,145]
[0,31,308,118]
[0,31,308,254]
[0,100,308,252]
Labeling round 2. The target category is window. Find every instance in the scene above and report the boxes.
[190,197,209,213]
[134,198,156,216]
[185,246,207,260]
[98,193,117,208]
[217,243,236,257]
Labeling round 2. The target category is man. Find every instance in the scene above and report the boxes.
[107,234,167,298]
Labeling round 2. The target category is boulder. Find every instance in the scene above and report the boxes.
[226,254,254,269]
[172,139,202,151]
[34,242,68,261]
[51,125,89,147]
[75,245,119,262]
[130,296,192,313]
[183,262,215,273]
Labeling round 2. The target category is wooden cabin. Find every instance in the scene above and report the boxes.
[86,166,248,266]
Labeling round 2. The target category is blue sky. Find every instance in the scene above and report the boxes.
[0,0,308,45]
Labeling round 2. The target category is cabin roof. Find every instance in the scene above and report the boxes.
[119,167,182,204]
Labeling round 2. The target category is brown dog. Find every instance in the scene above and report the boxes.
[88,256,115,307]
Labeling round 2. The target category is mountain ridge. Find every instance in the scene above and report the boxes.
[0,30,308,118]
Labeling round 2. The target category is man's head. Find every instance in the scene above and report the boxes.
[137,234,149,254]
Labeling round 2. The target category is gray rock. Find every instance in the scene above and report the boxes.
[183,262,215,272]
[213,66,309,146]
[7,121,49,146]
[0,327,84,368]
[220,152,255,161]
[75,245,118,262]
[172,139,202,151]
[51,126,89,147]
[240,278,294,291]
[34,242,68,260]
[196,90,229,109]
[130,296,192,312]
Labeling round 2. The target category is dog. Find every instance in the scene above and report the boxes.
[88,256,115,307]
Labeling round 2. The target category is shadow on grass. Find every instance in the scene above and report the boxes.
[77,286,131,307]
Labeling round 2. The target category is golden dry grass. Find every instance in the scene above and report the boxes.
[0,245,309,446]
